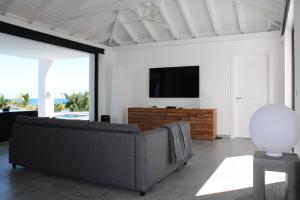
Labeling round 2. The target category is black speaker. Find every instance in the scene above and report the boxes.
[100,115,110,123]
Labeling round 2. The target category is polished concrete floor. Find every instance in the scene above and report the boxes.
[0,138,285,200]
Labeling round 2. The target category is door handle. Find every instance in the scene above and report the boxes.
[235,97,242,100]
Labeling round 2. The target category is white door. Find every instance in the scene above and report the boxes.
[231,55,269,138]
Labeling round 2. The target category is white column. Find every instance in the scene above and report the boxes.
[89,54,95,121]
[38,59,54,117]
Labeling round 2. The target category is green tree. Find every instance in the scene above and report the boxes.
[18,93,30,107]
[0,95,9,109]
[64,91,89,112]
[54,103,65,112]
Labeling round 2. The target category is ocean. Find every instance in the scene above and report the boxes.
[29,98,67,105]
[9,98,67,105]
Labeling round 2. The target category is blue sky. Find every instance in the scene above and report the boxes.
[0,54,89,99]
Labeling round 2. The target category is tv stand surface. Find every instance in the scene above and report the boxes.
[128,107,216,140]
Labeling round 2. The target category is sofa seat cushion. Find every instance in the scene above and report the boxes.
[16,116,89,129]
[88,121,141,134]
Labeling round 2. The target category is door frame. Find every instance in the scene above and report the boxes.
[230,54,271,138]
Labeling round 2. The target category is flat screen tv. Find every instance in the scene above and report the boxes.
[149,66,199,98]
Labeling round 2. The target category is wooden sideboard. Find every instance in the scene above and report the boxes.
[128,108,217,140]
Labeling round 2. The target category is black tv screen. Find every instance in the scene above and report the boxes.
[149,66,199,98]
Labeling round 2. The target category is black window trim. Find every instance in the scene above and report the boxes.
[0,21,104,121]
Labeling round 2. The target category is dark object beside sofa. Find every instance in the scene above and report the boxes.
[0,111,38,141]
[9,116,192,195]
[100,115,111,123]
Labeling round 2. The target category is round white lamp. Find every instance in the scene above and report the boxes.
[249,104,300,157]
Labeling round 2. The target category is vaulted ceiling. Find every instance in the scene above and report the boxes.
[0,0,286,47]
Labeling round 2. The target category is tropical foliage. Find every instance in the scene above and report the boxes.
[54,103,66,112]
[18,93,30,107]
[0,95,9,109]
[64,91,89,112]
[1,92,89,112]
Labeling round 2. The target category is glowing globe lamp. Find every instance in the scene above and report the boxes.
[249,104,300,157]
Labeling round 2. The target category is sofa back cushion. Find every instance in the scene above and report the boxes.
[88,121,141,134]
[16,116,140,133]
[47,118,89,129]
[16,116,89,129]
[16,116,51,126]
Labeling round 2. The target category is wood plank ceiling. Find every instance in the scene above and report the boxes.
[0,0,286,47]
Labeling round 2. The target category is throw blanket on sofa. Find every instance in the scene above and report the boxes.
[162,123,185,163]
[161,121,193,163]
[177,121,193,160]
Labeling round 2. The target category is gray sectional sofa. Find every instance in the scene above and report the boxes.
[9,116,192,195]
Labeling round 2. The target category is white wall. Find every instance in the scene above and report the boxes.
[99,50,114,117]
[292,0,300,155]
[107,32,284,136]
[284,30,293,108]
[283,0,295,109]
[295,0,300,115]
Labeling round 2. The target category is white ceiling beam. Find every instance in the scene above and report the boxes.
[115,17,170,29]
[234,1,245,33]
[109,12,121,46]
[97,34,110,43]
[139,21,158,42]
[111,36,122,46]
[27,0,56,23]
[176,0,198,38]
[85,18,116,40]
[92,31,121,46]
[158,0,179,39]
[133,6,159,42]
[114,31,279,49]
[119,11,140,44]
[116,18,170,31]
[233,0,282,26]
[0,0,16,15]
[204,0,221,36]
[91,32,110,43]
[54,0,158,22]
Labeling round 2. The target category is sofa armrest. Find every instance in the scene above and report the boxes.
[135,128,183,192]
